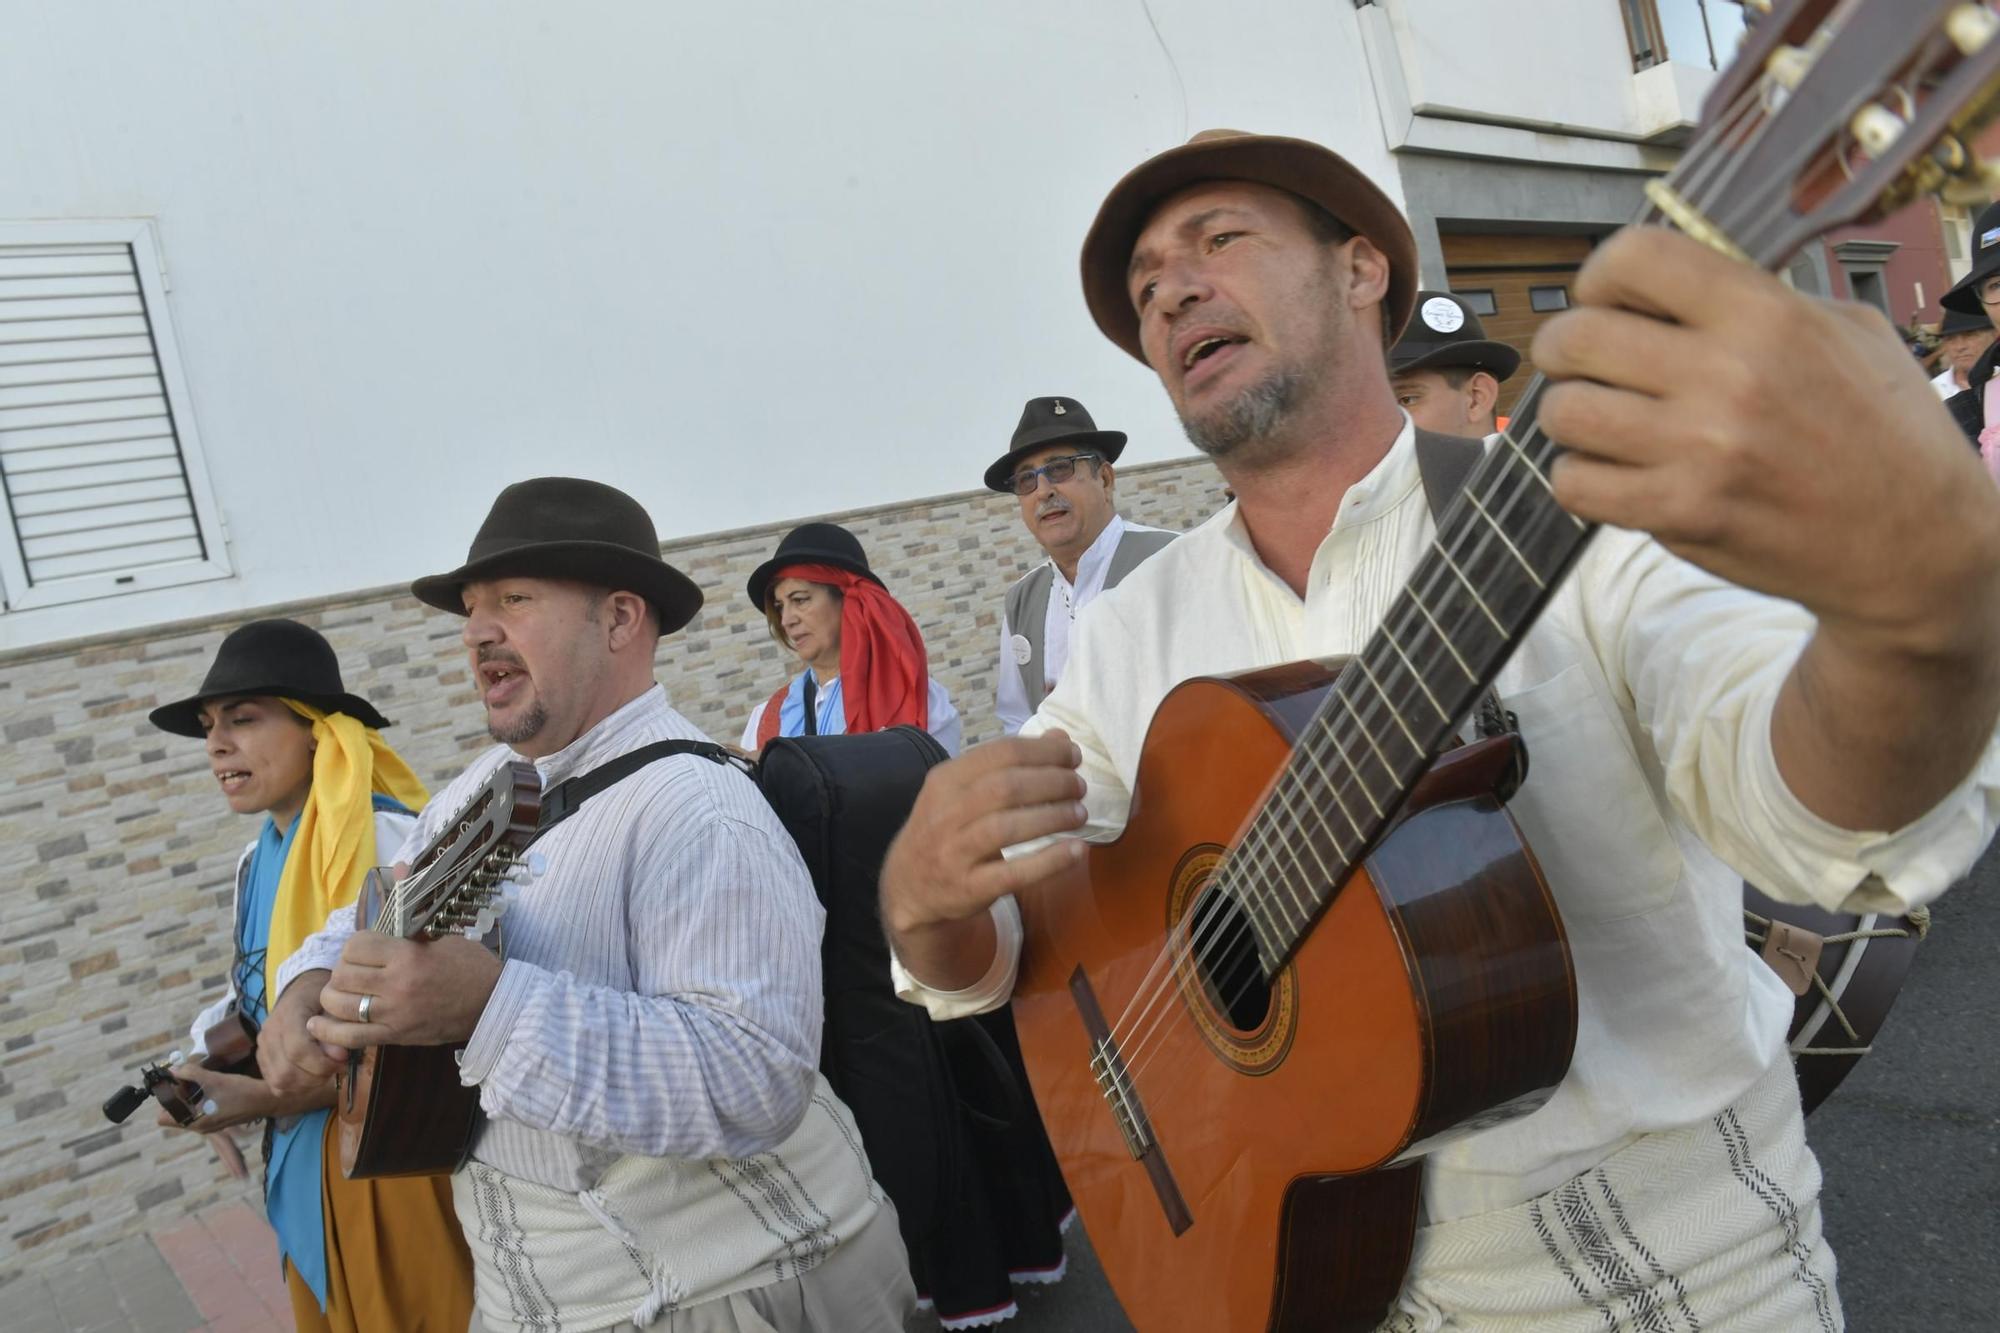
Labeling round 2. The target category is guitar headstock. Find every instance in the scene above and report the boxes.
[1668,1,2000,269]
[392,759,545,940]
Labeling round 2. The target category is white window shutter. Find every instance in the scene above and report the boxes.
[0,221,230,610]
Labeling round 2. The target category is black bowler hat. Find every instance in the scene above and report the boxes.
[1389,291,1522,381]
[409,477,703,632]
[746,522,884,610]
[1943,201,2000,316]
[149,619,392,738]
[1938,304,1991,336]
[983,396,1128,494]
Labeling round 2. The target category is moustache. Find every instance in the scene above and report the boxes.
[1036,498,1073,520]
[476,646,527,670]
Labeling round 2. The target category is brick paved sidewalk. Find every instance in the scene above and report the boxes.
[14,1202,290,1333]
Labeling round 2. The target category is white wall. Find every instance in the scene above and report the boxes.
[1380,0,1649,140]
[0,0,1396,651]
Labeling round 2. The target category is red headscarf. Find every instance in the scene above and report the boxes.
[757,563,930,747]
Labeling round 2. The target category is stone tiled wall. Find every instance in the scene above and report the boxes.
[0,456,1225,1283]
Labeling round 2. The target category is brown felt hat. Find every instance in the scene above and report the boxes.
[1080,129,1419,365]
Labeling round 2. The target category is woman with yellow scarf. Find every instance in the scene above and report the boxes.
[149,619,472,1332]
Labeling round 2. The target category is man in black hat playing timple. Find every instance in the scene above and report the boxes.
[985,396,1174,734]
[256,477,914,1332]
[879,129,2000,1329]
[1387,289,1521,439]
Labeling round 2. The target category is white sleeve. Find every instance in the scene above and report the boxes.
[741,701,767,750]
[1579,526,2000,915]
[927,681,963,756]
[995,613,1031,736]
[888,896,1022,1020]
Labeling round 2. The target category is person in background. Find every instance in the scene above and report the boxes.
[1938,200,2000,480]
[1931,304,1996,399]
[742,521,962,755]
[147,619,471,1333]
[989,396,1174,735]
[1388,289,1520,439]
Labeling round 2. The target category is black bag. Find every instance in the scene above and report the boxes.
[756,727,1073,1321]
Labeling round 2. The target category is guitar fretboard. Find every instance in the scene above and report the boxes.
[1222,385,1597,972]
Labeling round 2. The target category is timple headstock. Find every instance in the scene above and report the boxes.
[386,759,544,941]
[1665,1,2000,271]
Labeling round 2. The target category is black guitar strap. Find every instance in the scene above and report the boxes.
[530,740,751,843]
[1412,430,1529,789]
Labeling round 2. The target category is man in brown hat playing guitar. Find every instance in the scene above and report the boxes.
[259,478,914,1332]
[882,130,2000,1329]
[987,396,1175,735]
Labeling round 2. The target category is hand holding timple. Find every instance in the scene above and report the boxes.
[310,931,505,1050]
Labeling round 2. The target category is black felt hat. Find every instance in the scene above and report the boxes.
[1943,202,2000,316]
[1389,291,1522,381]
[745,522,884,610]
[149,619,392,738]
[983,396,1128,494]
[1938,304,1992,337]
[409,477,703,632]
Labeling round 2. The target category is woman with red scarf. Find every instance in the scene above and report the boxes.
[741,522,962,756]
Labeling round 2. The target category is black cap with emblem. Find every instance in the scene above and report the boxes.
[982,396,1128,494]
[1389,290,1522,381]
[1942,201,2000,316]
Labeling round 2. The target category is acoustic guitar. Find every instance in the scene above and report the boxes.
[1010,3,2000,1328]
[337,759,542,1179]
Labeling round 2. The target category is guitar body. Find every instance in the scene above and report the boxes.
[336,869,498,1179]
[1014,661,1576,1332]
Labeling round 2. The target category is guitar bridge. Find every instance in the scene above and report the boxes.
[1069,966,1192,1236]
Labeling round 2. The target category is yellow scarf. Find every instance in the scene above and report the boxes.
[267,700,430,1004]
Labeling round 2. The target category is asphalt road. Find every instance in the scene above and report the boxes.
[914,843,2000,1332]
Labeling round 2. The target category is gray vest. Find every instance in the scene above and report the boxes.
[1004,525,1176,713]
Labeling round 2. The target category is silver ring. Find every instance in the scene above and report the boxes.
[358,993,374,1024]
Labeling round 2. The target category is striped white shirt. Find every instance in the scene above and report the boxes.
[279,685,829,1188]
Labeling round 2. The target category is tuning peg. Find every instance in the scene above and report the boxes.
[1950,5,1999,56]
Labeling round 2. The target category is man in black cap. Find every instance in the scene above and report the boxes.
[1930,305,1996,400]
[1388,289,1521,439]
[984,396,1174,734]
[258,478,914,1332]
[880,130,2000,1328]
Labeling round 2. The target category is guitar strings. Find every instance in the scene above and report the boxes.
[1102,76,1774,1081]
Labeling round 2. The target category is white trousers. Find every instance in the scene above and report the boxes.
[1383,1062,1842,1332]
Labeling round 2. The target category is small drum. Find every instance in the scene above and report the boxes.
[1743,885,1928,1116]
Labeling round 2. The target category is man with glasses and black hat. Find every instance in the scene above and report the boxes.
[986,396,1175,735]
[1388,289,1521,440]
[880,129,2000,1328]
[258,478,914,1332]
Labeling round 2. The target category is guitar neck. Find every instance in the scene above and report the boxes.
[1235,385,1597,970]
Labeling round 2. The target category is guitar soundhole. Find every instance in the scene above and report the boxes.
[1189,886,1271,1033]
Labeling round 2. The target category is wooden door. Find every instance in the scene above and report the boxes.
[1441,233,1600,417]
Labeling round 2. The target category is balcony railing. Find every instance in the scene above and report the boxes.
[1621,0,1749,72]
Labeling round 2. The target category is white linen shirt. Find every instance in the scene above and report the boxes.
[895,416,2000,1221]
[1932,365,1966,400]
[995,514,1175,735]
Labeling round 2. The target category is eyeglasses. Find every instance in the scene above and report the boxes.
[1979,275,2000,305]
[1006,452,1102,496]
